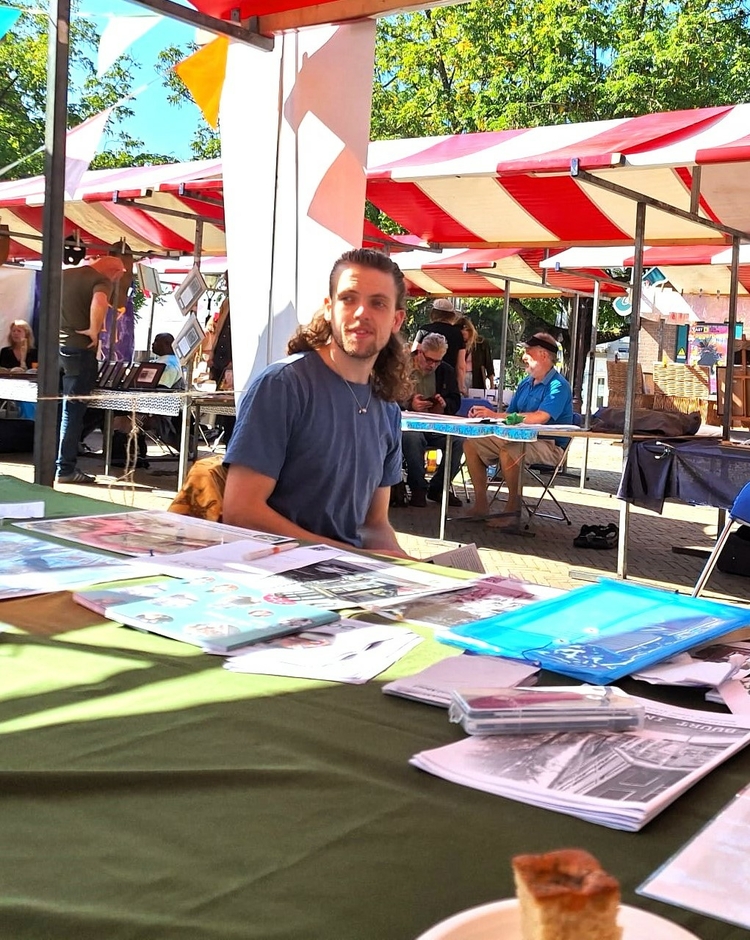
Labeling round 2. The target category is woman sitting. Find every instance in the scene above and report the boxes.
[0,319,37,370]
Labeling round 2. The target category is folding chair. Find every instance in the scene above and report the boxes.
[522,414,582,526]
[692,481,750,597]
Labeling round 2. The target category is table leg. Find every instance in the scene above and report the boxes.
[439,435,452,541]
[177,396,191,487]
[103,409,112,476]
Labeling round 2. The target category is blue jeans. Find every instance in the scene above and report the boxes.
[401,430,463,494]
[56,346,98,477]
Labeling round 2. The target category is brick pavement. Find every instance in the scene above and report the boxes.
[2,436,749,604]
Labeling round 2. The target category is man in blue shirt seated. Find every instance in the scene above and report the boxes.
[222,248,413,554]
[463,332,574,528]
[401,331,463,508]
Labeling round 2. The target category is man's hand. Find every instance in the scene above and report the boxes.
[75,327,100,349]
[410,394,434,413]
[431,393,446,414]
[468,404,497,419]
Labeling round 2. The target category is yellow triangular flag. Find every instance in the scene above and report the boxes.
[175,36,229,130]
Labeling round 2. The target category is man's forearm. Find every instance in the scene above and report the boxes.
[223,499,352,551]
[360,521,406,556]
[89,294,109,338]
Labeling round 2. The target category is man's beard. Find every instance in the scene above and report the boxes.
[329,320,382,361]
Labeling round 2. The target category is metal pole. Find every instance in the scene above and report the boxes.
[579,281,601,490]
[617,200,647,579]
[34,0,70,486]
[722,236,740,442]
[496,279,511,410]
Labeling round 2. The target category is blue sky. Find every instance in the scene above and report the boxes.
[79,0,203,161]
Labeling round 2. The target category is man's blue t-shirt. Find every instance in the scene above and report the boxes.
[509,368,574,447]
[224,351,402,547]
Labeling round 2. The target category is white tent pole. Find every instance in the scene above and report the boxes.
[579,280,600,490]
[496,279,511,409]
[722,236,741,442]
[617,200,647,579]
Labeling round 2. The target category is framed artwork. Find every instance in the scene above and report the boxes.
[96,362,117,388]
[136,263,164,297]
[173,313,205,364]
[118,363,140,390]
[129,361,166,390]
[173,265,207,315]
[102,361,128,390]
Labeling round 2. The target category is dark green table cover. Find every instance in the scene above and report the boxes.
[0,477,748,939]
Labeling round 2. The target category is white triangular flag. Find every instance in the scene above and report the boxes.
[97,14,161,77]
[65,108,115,197]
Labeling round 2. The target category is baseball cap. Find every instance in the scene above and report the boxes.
[522,335,559,355]
[431,298,456,313]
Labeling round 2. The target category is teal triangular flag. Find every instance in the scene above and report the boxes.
[0,8,21,41]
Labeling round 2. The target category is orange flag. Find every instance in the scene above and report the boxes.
[175,36,229,130]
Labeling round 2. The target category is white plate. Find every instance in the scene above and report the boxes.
[415,898,699,940]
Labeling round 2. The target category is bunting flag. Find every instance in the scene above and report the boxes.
[175,36,228,130]
[65,107,115,197]
[96,13,162,77]
[0,8,21,41]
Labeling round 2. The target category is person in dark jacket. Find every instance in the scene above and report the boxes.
[401,332,463,507]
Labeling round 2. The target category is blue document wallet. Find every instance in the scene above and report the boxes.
[439,580,750,683]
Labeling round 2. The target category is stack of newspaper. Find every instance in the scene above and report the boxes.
[410,697,750,831]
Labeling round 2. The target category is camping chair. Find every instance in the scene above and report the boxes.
[692,481,750,598]
[522,416,581,526]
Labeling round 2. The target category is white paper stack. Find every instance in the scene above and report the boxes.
[224,620,422,684]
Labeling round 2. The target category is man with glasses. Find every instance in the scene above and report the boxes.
[401,332,462,507]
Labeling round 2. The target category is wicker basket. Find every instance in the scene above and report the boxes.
[652,363,710,398]
[606,361,652,408]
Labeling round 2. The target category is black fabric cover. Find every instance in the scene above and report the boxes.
[592,406,701,436]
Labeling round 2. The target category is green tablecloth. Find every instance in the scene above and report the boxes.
[0,476,748,940]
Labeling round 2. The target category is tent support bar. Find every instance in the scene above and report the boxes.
[112,196,219,226]
[3,228,181,258]
[178,187,224,208]
[127,0,274,50]
[479,268,580,296]
[572,164,750,242]
[722,237,741,441]
[616,200,647,579]
[496,280,510,406]
[690,168,702,215]
[35,0,70,487]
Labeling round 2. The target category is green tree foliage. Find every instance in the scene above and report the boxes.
[0,3,174,179]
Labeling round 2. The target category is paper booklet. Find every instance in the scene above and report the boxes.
[225,620,422,684]
[139,542,468,611]
[382,654,539,707]
[439,579,750,684]
[638,786,750,929]
[73,579,175,617]
[100,574,339,653]
[380,575,560,629]
[18,511,295,557]
[410,697,750,832]
[0,530,154,601]
[427,543,485,574]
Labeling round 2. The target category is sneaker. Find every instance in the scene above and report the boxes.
[428,491,462,508]
[55,470,97,485]
[409,489,427,507]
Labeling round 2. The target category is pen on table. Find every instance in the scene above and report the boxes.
[240,541,299,562]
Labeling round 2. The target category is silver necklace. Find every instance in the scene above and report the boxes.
[343,378,373,414]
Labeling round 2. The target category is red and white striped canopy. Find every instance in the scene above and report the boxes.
[544,244,750,295]
[0,159,224,261]
[397,247,625,298]
[366,104,750,249]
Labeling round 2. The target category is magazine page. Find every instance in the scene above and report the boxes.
[388,575,560,629]
[104,574,340,653]
[410,697,750,831]
[0,530,152,600]
[17,511,273,556]
[225,620,422,684]
[638,787,750,930]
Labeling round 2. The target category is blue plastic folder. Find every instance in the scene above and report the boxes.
[439,580,750,683]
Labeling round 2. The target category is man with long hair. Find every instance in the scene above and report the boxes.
[223,249,413,552]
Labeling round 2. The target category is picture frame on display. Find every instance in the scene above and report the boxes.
[173,265,207,315]
[129,361,166,390]
[173,313,205,364]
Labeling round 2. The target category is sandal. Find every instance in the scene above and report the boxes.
[573,523,618,550]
